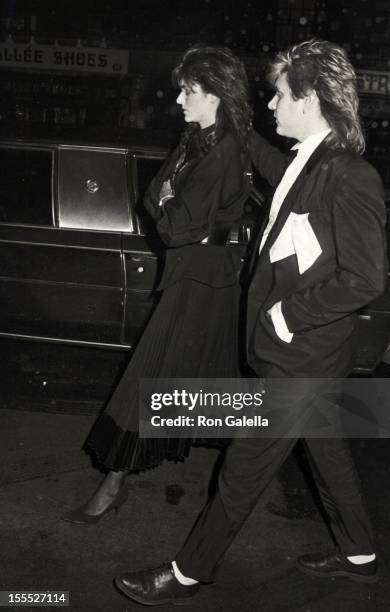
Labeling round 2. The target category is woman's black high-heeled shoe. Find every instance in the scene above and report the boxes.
[61,486,128,525]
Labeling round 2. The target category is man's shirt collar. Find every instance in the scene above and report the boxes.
[291,128,331,158]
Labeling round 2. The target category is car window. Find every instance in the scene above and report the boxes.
[136,157,165,201]
[58,146,133,232]
[0,147,53,226]
[135,156,165,235]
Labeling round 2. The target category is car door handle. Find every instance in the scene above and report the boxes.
[358,314,371,321]
[85,179,99,194]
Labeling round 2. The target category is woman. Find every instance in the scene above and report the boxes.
[63,45,253,524]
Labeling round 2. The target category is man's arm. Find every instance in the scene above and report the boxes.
[248,130,289,188]
[280,160,387,334]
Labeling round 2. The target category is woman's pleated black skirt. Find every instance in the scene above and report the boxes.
[85,278,240,472]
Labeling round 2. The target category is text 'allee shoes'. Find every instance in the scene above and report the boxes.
[296,550,378,583]
[114,563,199,606]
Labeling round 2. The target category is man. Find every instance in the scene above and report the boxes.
[114,39,387,606]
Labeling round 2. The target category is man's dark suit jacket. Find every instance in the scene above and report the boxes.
[248,131,387,377]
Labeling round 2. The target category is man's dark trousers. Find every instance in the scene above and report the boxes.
[175,376,374,583]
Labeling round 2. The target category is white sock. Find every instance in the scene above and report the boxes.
[347,554,376,565]
[171,561,199,585]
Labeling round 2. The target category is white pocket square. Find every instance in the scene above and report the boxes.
[269,212,322,274]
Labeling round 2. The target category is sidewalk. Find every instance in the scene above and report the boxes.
[1,408,388,612]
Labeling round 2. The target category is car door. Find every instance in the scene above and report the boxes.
[121,152,165,348]
[0,142,124,346]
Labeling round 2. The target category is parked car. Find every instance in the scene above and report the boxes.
[0,133,388,374]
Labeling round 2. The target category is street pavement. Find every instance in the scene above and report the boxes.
[1,339,390,611]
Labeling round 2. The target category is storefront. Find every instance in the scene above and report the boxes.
[0,40,144,140]
[357,69,390,202]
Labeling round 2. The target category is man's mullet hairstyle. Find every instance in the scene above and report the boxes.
[268,39,365,154]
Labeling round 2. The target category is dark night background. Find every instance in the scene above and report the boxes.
[1,4,390,611]
[1,0,390,198]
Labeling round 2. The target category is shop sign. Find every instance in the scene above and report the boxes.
[357,70,390,96]
[0,42,128,75]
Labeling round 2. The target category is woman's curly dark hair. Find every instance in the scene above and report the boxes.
[172,45,253,151]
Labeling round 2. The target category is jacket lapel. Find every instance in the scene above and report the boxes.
[254,140,330,271]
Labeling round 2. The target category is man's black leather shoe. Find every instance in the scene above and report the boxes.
[296,550,378,583]
[114,563,200,606]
